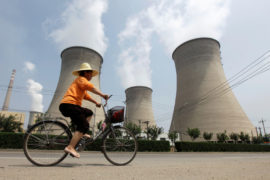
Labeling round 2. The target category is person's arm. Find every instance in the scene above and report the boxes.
[79,77,109,100]
[91,87,109,100]
[88,96,102,107]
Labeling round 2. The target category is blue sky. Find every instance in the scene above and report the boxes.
[0,0,270,132]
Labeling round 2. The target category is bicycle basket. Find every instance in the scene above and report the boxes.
[107,106,125,123]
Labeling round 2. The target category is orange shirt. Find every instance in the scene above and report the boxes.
[61,76,94,106]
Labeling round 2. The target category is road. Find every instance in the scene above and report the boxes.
[0,150,270,180]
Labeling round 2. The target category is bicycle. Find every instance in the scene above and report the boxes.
[23,97,138,166]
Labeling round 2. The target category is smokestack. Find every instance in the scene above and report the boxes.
[170,38,255,141]
[2,69,16,111]
[125,86,156,130]
[46,46,104,128]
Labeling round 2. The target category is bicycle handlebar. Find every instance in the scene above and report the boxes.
[104,95,112,107]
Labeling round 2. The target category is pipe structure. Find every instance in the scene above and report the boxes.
[2,69,16,111]
[46,46,104,130]
[170,38,255,141]
[125,86,156,130]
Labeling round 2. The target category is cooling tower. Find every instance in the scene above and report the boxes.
[170,38,255,141]
[28,111,43,128]
[125,86,156,130]
[46,46,104,130]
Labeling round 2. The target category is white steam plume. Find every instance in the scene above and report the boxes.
[118,0,231,89]
[27,79,44,112]
[48,0,108,55]
[23,61,35,72]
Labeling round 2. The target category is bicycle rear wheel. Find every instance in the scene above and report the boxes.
[23,120,72,166]
[102,126,137,166]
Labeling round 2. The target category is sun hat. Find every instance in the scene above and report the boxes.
[72,63,99,77]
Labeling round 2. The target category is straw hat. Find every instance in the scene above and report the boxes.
[72,63,99,77]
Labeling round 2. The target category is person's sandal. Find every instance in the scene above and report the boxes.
[83,134,91,138]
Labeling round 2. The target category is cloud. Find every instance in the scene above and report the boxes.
[117,0,231,89]
[47,0,108,55]
[23,61,35,72]
[27,79,44,112]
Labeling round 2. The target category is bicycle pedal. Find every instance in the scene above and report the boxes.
[86,137,93,143]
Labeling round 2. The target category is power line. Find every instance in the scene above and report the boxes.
[173,49,270,114]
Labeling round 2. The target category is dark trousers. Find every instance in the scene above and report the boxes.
[59,103,93,134]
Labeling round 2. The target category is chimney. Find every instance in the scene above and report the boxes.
[2,69,16,111]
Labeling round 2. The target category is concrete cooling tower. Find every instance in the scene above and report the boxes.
[170,38,255,141]
[46,46,104,131]
[125,86,156,130]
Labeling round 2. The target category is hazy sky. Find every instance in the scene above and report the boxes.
[0,0,269,132]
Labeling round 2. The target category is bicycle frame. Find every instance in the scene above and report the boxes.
[78,96,122,146]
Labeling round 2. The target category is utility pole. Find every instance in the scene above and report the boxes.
[259,119,267,136]
[258,127,262,137]
[255,127,258,137]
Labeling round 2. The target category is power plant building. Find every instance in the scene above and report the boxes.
[0,111,25,132]
[170,38,255,141]
[125,86,156,130]
[46,46,105,131]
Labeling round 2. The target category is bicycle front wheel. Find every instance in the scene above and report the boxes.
[102,126,137,166]
[23,120,72,166]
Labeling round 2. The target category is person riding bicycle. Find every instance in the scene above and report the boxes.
[59,62,109,158]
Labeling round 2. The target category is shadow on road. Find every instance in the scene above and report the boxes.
[9,163,112,168]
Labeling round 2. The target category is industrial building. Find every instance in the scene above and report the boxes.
[0,111,25,132]
[170,38,255,141]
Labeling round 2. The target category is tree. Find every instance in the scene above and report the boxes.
[168,131,178,145]
[145,125,163,140]
[203,132,213,141]
[0,114,22,132]
[252,136,264,144]
[229,132,239,144]
[216,131,229,143]
[239,132,250,143]
[187,128,200,141]
[124,122,142,137]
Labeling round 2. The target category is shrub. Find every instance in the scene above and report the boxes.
[137,140,170,152]
[175,141,270,152]
[0,132,24,148]
[0,132,170,152]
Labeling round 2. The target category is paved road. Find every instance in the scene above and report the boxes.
[1,150,270,180]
